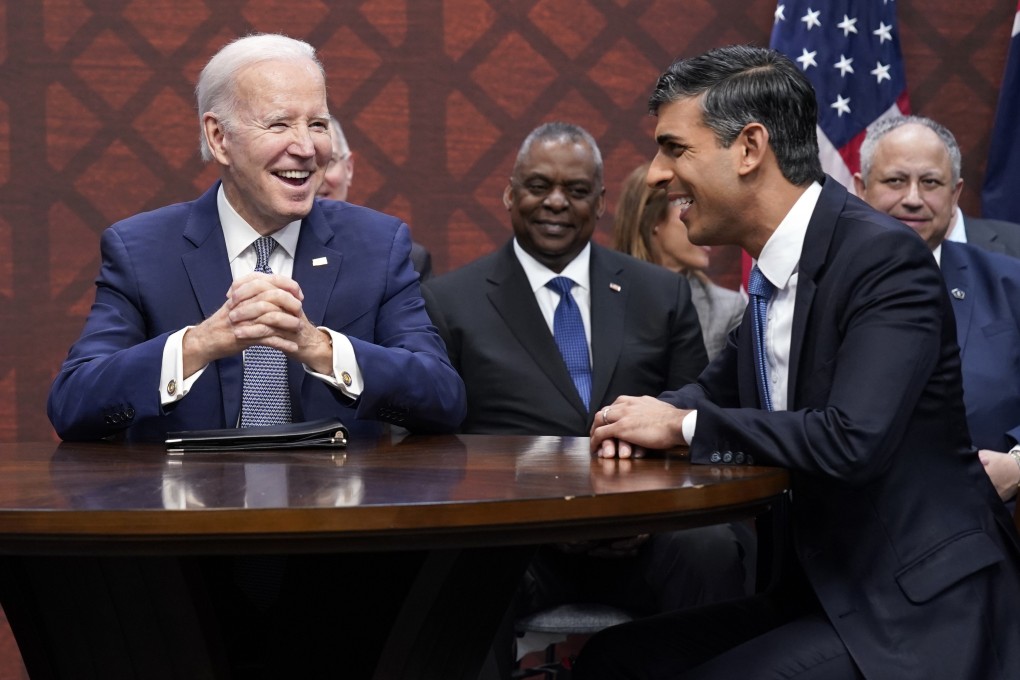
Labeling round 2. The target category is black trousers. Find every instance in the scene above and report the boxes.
[571,576,864,680]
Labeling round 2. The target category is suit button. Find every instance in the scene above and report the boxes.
[710,452,721,463]
[125,408,135,420]
[735,452,745,464]
[746,454,755,465]
[722,451,733,463]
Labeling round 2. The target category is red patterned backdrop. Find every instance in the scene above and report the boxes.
[0,1,1015,676]
[0,0,1014,447]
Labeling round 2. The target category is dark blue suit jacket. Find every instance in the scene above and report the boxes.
[48,183,466,442]
[660,178,1020,679]
[941,240,1020,451]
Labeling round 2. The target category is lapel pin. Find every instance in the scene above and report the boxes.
[951,288,965,300]
[609,283,621,292]
[312,257,328,267]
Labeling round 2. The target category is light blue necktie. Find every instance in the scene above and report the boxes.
[240,236,293,427]
[547,276,591,410]
[748,265,775,412]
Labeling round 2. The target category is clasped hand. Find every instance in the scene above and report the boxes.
[589,395,690,459]
[183,272,332,376]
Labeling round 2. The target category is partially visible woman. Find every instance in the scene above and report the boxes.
[613,162,746,360]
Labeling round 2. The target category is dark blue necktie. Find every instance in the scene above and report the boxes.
[748,265,775,412]
[547,276,591,410]
[240,236,293,427]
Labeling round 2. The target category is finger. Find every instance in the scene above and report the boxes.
[617,440,633,459]
[598,438,618,458]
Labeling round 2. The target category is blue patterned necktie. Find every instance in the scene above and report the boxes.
[546,276,591,410]
[748,265,775,412]
[240,236,292,427]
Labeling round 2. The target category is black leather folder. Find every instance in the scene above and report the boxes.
[165,418,349,454]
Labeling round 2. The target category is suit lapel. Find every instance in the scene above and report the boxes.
[180,183,242,427]
[290,205,344,416]
[588,245,626,415]
[487,243,589,417]
[787,178,843,407]
[941,243,973,352]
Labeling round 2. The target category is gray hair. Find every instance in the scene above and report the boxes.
[196,34,324,161]
[859,115,962,184]
[329,115,351,158]
[513,121,604,186]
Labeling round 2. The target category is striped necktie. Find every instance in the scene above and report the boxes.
[747,265,775,412]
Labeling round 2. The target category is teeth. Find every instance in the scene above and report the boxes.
[276,170,310,179]
[671,197,693,208]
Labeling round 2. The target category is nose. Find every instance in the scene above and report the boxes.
[543,186,569,210]
[901,180,924,208]
[289,124,316,158]
[647,153,672,189]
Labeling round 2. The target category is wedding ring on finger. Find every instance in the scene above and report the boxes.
[602,407,612,425]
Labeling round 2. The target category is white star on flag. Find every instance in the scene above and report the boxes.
[831,94,851,116]
[837,15,858,36]
[834,54,855,76]
[801,8,822,30]
[873,22,893,43]
[797,48,819,70]
[871,61,891,83]
[775,4,786,22]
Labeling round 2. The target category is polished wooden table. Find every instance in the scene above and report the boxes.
[0,435,789,679]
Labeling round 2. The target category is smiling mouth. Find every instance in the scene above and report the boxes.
[670,196,693,218]
[274,170,312,187]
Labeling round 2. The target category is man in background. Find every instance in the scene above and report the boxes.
[318,114,433,279]
[855,114,1020,504]
[425,121,748,675]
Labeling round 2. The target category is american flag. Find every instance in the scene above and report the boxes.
[769,1,910,189]
[981,1,1020,222]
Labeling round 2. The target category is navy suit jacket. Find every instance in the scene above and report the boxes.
[48,183,466,442]
[423,241,707,435]
[941,241,1020,451]
[660,178,1020,679]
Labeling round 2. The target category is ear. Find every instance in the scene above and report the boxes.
[203,113,229,166]
[735,122,769,177]
[346,153,355,183]
[595,186,606,219]
[852,172,866,197]
[502,182,513,210]
[951,177,963,210]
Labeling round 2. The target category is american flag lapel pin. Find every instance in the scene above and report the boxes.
[312,257,328,267]
[609,283,622,292]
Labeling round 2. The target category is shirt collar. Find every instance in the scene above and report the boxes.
[512,240,592,293]
[217,184,301,262]
[756,181,822,289]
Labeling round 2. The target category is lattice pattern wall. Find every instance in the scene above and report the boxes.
[0,0,1014,441]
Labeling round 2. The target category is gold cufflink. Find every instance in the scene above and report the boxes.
[167,379,177,396]
[341,371,352,387]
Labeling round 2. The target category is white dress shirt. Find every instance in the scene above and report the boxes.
[681,182,821,443]
[512,239,593,358]
[946,206,967,244]
[159,185,364,409]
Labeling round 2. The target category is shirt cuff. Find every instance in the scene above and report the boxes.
[302,327,364,399]
[160,327,206,407]
[681,410,697,445]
